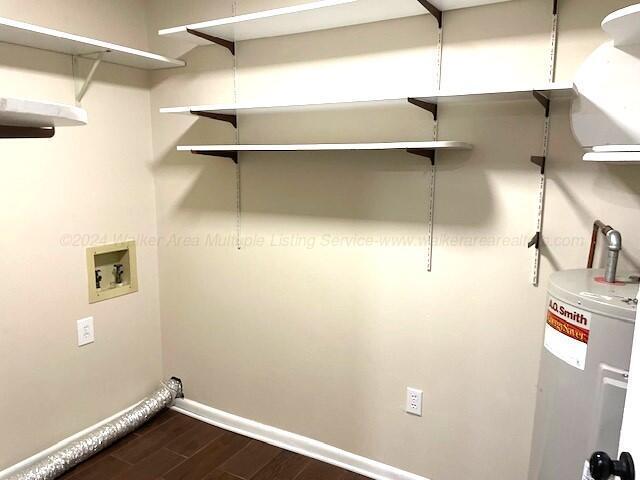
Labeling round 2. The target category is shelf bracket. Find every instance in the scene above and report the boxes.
[532,90,551,118]
[528,232,541,250]
[531,155,546,174]
[191,150,239,164]
[73,52,106,103]
[408,98,438,121]
[190,110,238,128]
[416,0,442,28]
[0,125,55,139]
[186,28,236,56]
[407,148,436,165]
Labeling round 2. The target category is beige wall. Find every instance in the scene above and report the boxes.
[145,1,640,480]
[2,0,640,479]
[0,0,162,469]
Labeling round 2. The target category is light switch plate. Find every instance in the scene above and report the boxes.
[77,317,95,346]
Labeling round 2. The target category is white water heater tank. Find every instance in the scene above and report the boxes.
[528,269,638,480]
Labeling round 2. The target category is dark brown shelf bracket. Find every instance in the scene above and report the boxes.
[186,28,236,55]
[408,98,438,121]
[532,90,551,118]
[191,149,239,164]
[416,0,443,28]
[407,148,436,165]
[190,110,238,128]
[531,155,546,174]
[0,125,55,139]
[528,232,541,250]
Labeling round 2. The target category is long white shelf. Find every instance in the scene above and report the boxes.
[179,141,472,153]
[0,16,185,70]
[161,83,575,116]
[159,0,512,44]
[584,145,640,163]
[0,97,87,127]
[602,4,640,48]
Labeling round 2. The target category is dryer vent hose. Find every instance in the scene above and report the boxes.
[6,377,183,480]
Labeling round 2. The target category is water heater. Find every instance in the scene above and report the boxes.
[528,269,638,480]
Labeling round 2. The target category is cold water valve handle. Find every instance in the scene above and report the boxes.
[590,452,635,480]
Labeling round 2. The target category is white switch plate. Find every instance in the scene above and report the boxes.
[77,317,95,346]
[406,387,423,416]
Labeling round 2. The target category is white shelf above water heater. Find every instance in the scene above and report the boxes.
[0,97,87,138]
[159,0,513,46]
[160,82,575,118]
[583,145,640,163]
[571,4,640,152]
[602,4,640,48]
[0,16,185,69]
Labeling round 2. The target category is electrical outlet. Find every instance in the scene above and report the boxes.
[77,317,95,347]
[406,387,423,416]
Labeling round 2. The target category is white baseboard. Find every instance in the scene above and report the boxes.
[173,398,429,480]
[0,401,141,479]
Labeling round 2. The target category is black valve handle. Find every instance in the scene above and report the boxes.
[590,452,635,480]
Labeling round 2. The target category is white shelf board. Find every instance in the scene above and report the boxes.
[161,83,575,116]
[178,141,472,153]
[602,4,640,48]
[0,97,87,127]
[0,16,185,70]
[159,0,512,44]
[592,145,640,152]
[584,152,640,163]
[584,145,640,163]
[417,82,576,103]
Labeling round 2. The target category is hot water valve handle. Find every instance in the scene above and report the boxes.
[590,452,635,480]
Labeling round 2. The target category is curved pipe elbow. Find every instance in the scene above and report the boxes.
[606,229,622,252]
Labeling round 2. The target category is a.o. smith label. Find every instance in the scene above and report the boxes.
[544,296,591,370]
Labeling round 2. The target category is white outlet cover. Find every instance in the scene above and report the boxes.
[77,317,95,346]
[406,387,423,416]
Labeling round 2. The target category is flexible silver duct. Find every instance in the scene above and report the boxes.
[7,378,183,480]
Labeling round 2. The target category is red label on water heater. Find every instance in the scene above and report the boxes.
[544,297,592,370]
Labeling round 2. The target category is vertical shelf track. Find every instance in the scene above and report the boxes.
[428,0,443,272]
[406,0,443,272]
[528,0,559,286]
[186,1,242,250]
[232,0,242,250]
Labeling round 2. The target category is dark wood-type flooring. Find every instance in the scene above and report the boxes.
[58,410,371,480]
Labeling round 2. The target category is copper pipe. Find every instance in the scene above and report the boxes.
[587,222,600,268]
